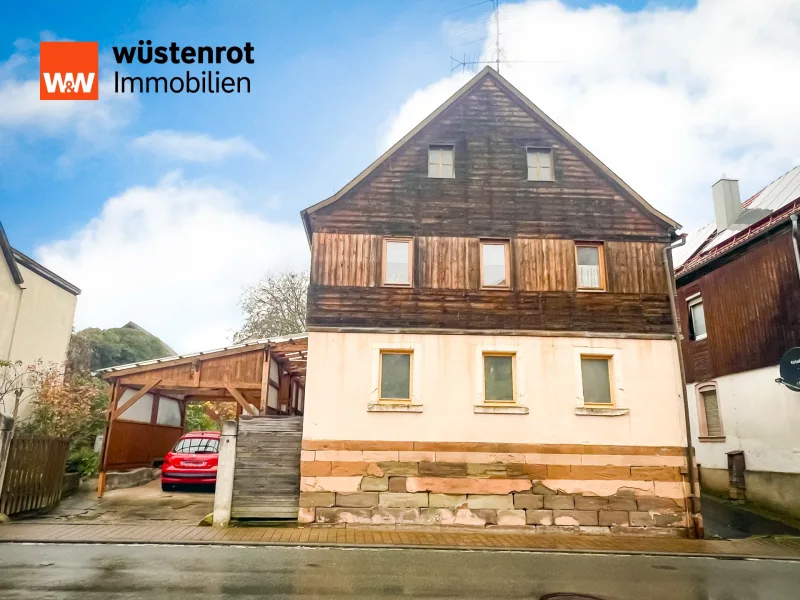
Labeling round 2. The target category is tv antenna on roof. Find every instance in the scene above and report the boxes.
[448,1,563,74]
[447,0,502,73]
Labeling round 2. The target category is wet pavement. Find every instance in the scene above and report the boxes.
[702,493,800,539]
[29,479,214,525]
[1,543,798,599]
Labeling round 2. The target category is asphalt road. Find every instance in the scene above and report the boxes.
[1,543,798,599]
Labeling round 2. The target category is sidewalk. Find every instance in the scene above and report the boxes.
[2,522,800,560]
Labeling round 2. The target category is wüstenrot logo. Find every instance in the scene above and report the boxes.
[40,41,99,100]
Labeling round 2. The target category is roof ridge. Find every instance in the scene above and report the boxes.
[300,66,679,241]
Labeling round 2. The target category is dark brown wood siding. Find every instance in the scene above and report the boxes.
[311,233,382,287]
[308,77,671,242]
[307,285,673,335]
[677,226,800,383]
[309,233,670,333]
[311,233,667,294]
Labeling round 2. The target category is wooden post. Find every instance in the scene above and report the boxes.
[260,347,271,415]
[97,380,119,498]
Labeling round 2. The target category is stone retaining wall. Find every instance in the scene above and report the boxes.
[298,441,692,537]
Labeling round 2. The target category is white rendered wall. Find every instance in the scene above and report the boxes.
[304,331,687,447]
[688,366,800,474]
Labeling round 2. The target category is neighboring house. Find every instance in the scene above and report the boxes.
[0,221,81,419]
[674,167,800,519]
[298,68,695,536]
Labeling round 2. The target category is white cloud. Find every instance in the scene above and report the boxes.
[383,0,800,231]
[35,174,308,353]
[0,48,136,140]
[130,130,265,163]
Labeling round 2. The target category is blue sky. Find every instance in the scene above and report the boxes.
[4,0,798,352]
[2,0,692,252]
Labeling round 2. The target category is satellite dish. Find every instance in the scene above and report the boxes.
[777,347,800,392]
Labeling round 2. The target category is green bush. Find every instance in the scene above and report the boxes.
[66,447,100,477]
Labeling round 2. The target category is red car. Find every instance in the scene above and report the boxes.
[161,431,220,491]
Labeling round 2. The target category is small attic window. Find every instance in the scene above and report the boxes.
[428,145,454,179]
[527,148,553,181]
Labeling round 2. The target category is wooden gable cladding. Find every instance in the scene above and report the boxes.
[514,238,576,291]
[308,77,671,242]
[311,232,669,296]
[677,227,800,383]
[311,232,382,287]
[417,236,476,289]
[307,285,673,335]
[605,241,669,295]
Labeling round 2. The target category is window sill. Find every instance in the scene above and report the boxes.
[698,435,726,443]
[574,407,629,417]
[474,404,529,415]
[576,288,607,293]
[367,403,423,413]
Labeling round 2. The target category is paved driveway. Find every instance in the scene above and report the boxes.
[28,479,213,525]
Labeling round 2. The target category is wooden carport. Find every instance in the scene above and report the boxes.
[96,334,307,496]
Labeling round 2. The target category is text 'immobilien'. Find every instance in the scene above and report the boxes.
[112,41,254,95]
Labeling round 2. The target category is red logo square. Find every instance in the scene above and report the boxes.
[40,42,99,100]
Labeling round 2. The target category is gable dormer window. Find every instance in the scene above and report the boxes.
[428,144,454,178]
[527,148,553,181]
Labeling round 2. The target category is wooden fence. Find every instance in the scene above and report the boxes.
[0,437,70,516]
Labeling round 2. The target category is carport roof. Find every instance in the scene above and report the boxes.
[95,333,308,375]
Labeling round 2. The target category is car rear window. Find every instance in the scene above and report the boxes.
[173,437,219,454]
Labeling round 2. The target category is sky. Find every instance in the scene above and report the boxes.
[1,0,799,353]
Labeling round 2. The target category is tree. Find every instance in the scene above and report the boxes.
[20,367,107,447]
[0,359,42,419]
[68,326,174,372]
[233,269,308,342]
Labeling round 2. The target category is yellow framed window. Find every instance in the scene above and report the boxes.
[580,355,613,405]
[483,352,516,402]
[379,351,413,402]
[576,242,606,291]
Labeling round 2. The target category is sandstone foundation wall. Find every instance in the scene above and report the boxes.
[298,440,692,537]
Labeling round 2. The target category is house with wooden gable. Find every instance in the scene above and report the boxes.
[674,167,800,519]
[297,67,698,536]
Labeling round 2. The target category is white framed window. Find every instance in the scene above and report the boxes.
[697,383,724,439]
[687,295,707,341]
[483,353,516,403]
[428,144,454,178]
[379,350,413,403]
[383,237,413,286]
[527,148,553,181]
[576,243,606,290]
[480,240,510,288]
[580,355,614,405]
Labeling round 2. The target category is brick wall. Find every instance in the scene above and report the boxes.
[298,440,692,537]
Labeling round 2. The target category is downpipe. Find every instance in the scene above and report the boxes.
[661,234,703,538]
[791,215,800,284]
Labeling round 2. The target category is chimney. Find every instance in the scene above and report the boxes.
[712,177,741,231]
